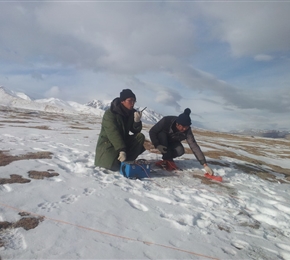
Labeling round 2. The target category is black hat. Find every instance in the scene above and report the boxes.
[120,89,136,102]
[176,108,191,126]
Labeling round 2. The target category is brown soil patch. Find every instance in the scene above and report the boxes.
[0,174,31,185]
[0,120,28,124]
[0,150,55,184]
[193,128,290,146]
[28,125,51,130]
[144,139,155,151]
[69,126,92,130]
[28,170,59,179]
[0,151,53,167]
[0,212,44,232]
[0,212,44,249]
[6,125,52,130]
[203,149,290,180]
[217,210,262,233]
[13,216,44,230]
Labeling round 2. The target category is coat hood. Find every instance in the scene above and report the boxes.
[110,97,134,117]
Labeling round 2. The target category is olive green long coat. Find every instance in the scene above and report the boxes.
[94,98,143,170]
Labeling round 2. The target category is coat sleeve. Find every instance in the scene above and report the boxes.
[102,110,126,152]
[149,117,167,147]
[186,130,207,165]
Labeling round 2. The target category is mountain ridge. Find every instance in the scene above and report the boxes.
[0,86,163,125]
[1,86,289,139]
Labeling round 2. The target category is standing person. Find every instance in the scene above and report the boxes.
[95,89,145,171]
[149,108,214,175]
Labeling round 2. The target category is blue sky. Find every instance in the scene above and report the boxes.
[0,1,289,132]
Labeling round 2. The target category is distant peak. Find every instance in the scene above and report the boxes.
[0,86,32,101]
[86,99,111,110]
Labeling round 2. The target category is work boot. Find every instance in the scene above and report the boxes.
[155,160,167,169]
[164,160,178,171]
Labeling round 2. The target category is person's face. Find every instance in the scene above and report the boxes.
[121,98,136,110]
[176,123,189,132]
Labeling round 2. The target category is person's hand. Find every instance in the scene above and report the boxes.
[118,151,126,162]
[204,165,214,175]
[134,111,142,122]
[157,145,167,154]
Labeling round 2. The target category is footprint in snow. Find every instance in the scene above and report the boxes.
[276,243,290,252]
[56,154,71,163]
[0,184,12,192]
[274,203,290,214]
[38,194,80,212]
[196,219,212,229]
[222,246,237,256]
[0,228,27,250]
[83,188,96,196]
[126,198,148,212]
[231,239,249,250]
[38,201,60,212]
[144,193,172,204]
[61,194,79,204]
[261,186,276,195]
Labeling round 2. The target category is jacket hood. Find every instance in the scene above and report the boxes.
[110,97,134,117]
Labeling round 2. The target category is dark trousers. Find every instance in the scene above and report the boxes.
[111,133,145,171]
[157,132,184,160]
[126,133,146,160]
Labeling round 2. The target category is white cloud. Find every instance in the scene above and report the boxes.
[155,89,182,112]
[45,86,61,98]
[254,54,274,62]
[199,2,290,57]
[0,2,196,74]
[0,2,289,131]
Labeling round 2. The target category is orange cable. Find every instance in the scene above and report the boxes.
[0,201,219,260]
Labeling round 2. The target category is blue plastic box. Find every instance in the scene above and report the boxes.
[120,161,151,179]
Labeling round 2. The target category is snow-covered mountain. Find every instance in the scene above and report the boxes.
[2,86,288,137]
[86,99,111,110]
[0,86,105,116]
[230,128,290,139]
[87,99,163,124]
[0,86,163,124]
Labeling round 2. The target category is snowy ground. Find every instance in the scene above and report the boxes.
[1,107,290,260]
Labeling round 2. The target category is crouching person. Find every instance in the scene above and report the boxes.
[95,89,145,171]
[149,108,214,175]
